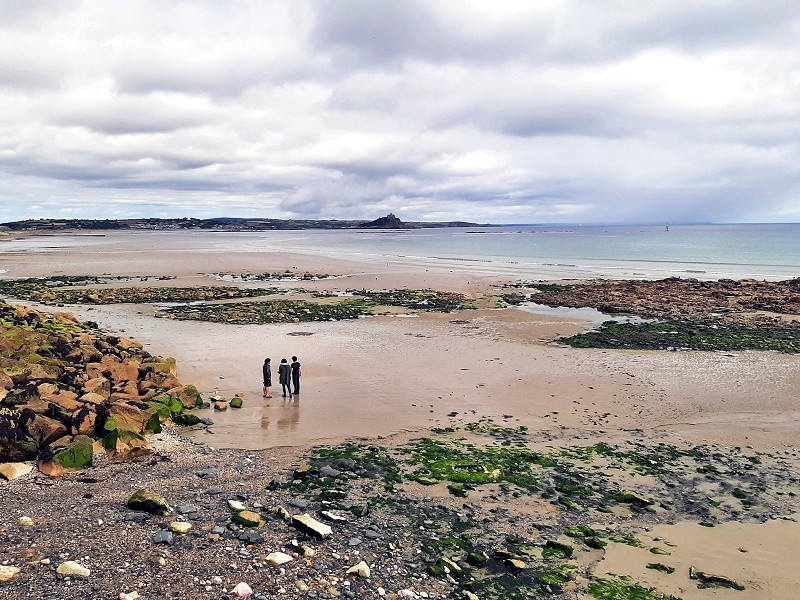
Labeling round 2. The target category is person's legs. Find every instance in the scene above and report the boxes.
[292,375,300,394]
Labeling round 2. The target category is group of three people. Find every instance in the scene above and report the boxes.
[262,356,301,398]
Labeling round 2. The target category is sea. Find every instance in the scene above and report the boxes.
[3,223,800,281]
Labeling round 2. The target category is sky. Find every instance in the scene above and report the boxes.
[1,1,800,224]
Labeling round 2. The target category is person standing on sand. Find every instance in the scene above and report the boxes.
[278,358,292,398]
[262,358,272,398]
[291,356,301,395]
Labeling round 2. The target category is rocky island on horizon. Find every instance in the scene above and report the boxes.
[0,213,494,233]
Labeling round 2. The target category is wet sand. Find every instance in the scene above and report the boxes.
[4,230,800,452]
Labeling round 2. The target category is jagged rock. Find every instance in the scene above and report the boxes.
[108,403,153,434]
[82,377,110,398]
[103,428,152,462]
[152,530,174,545]
[37,434,93,476]
[505,558,526,571]
[291,513,332,539]
[0,565,21,582]
[24,413,67,445]
[346,561,371,578]
[0,412,38,462]
[127,488,172,515]
[228,499,247,511]
[272,506,291,520]
[0,462,33,480]
[71,406,97,436]
[79,392,107,404]
[56,560,90,577]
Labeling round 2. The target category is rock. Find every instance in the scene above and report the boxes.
[214,401,228,411]
[231,582,253,599]
[266,552,293,566]
[227,499,247,511]
[293,463,318,479]
[291,513,332,539]
[441,557,462,574]
[195,469,219,479]
[127,488,172,515]
[321,510,348,522]
[18,516,34,527]
[57,560,90,577]
[175,504,200,514]
[346,561,371,578]
[301,544,316,557]
[25,414,68,445]
[505,558,526,571]
[0,565,20,582]
[464,592,479,600]
[79,392,107,404]
[230,396,243,408]
[168,522,192,534]
[233,510,265,528]
[119,592,140,600]
[348,537,362,546]
[82,377,110,398]
[152,530,174,545]
[0,462,33,480]
[37,434,93,476]
[0,412,39,462]
[272,505,291,520]
[103,428,153,462]
[320,465,341,477]
[108,403,153,434]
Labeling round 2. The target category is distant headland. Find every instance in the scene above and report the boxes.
[0,213,494,232]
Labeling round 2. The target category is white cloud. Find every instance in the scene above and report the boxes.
[0,0,799,223]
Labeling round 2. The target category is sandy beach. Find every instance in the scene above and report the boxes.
[2,229,800,599]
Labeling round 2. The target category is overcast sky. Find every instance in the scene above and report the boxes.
[1,1,799,224]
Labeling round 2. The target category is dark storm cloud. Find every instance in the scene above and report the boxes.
[1,1,799,223]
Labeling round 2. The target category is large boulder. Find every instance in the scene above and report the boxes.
[103,428,152,462]
[0,411,39,462]
[108,402,153,433]
[23,413,68,445]
[37,434,93,476]
[168,384,202,409]
[82,377,110,398]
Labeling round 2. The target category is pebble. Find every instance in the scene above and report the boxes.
[0,566,21,582]
[18,516,34,527]
[266,552,293,566]
[231,581,253,598]
[346,561,371,579]
[168,522,192,534]
[57,560,91,578]
[228,500,247,511]
[152,530,174,545]
[119,592,140,600]
[348,538,363,547]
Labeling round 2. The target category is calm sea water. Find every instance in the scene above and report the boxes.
[3,223,799,280]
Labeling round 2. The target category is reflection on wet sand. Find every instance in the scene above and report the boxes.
[260,396,300,437]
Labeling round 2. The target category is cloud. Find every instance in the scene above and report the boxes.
[0,0,799,223]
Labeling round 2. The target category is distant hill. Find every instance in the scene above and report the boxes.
[359,213,405,228]
[1,215,494,232]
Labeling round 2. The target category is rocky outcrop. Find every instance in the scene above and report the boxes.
[0,299,201,474]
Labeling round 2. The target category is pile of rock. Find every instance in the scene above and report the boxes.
[0,299,202,476]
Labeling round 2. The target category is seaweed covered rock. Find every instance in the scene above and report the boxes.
[0,298,203,474]
[37,434,93,476]
[128,488,172,515]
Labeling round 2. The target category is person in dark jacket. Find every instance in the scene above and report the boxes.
[278,358,292,398]
[291,356,301,394]
[262,358,272,398]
